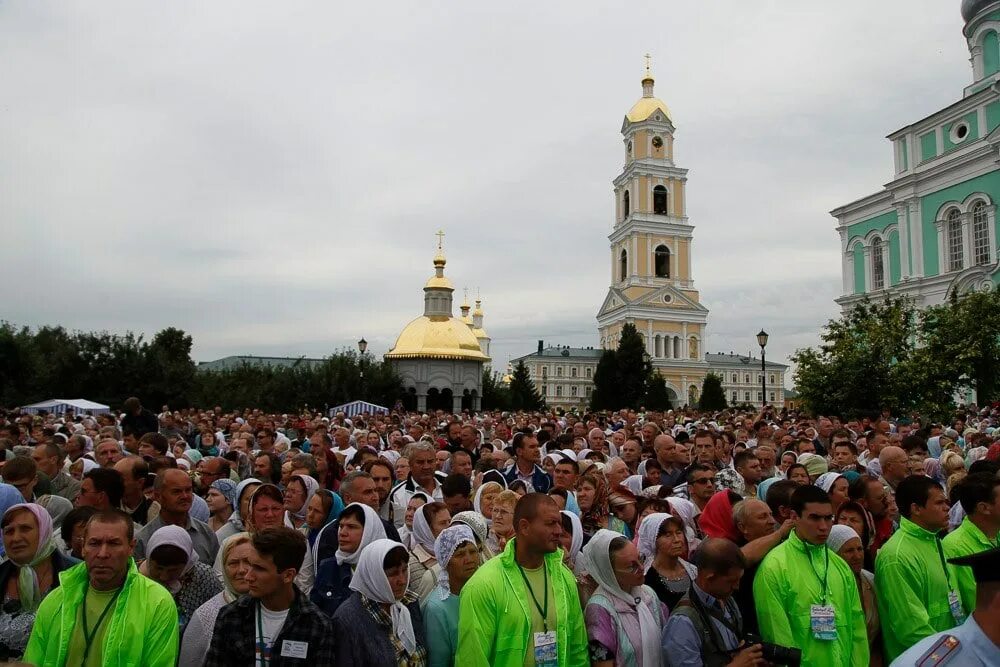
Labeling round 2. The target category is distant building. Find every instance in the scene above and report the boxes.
[784,388,801,411]
[196,355,324,372]
[834,1,1000,311]
[512,342,603,411]
[704,353,788,408]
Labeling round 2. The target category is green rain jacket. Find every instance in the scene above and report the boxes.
[943,516,999,613]
[24,559,179,667]
[875,517,961,662]
[753,529,869,667]
[455,538,588,667]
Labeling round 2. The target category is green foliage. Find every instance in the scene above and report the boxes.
[590,349,618,410]
[481,368,511,411]
[508,360,543,411]
[644,373,671,411]
[698,372,728,411]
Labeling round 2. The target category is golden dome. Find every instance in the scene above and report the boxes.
[472,327,488,339]
[626,55,671,123]
[385,316,490,361]
[425,274,454,290]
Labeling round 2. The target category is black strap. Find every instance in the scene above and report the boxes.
[686,586,742,652]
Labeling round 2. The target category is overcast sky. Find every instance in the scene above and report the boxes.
[0,1,972,387]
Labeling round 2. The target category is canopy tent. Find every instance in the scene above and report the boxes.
[19,398,112,416]
[328,400,389,417]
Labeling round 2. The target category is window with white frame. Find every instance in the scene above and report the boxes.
[586,367,592,378]
[571,386,577,397]
[732,373,738,383]
[948,209,964,272]
[871,237,885,290]
[744,392,750,402]
[556,386,562,396]
[770,392,776,402]
[973,202,990,266]
[732,392,738,403]
[571,367,577,378]
[769,374,775,384]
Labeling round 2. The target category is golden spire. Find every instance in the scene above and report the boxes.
[424,229,453,289]
[433,229,446,267]
[473,287,484,316]
[641,53,655,96]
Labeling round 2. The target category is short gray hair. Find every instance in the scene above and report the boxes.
[403,441,436,459]
[340,470,372,501]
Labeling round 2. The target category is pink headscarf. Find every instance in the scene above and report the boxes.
[1,503,56,611]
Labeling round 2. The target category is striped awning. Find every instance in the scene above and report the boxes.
[328,400,389,417]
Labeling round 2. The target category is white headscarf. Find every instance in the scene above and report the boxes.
[622,475,644,495]
[433,524,476,600]
[827,524,860,554]
[814,472,844,493]
[350,539,418,655]
[287,474,320,521]
[582,529,662,667]
[335,503,387,566]
[472,482,503,519]
[560,510,583,566]
[635,512,672,572]
[410,504,437,553]
[144,524,196,595]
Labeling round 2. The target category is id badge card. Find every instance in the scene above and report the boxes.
[948,590,966,624]
[533,630,558,667]
[810,604,837,641]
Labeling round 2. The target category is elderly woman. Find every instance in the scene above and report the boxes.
[400,492,430,549]
[0,503,77,660]
[422,525,479,667]
[815,472,850,514]
[583,529,667,667]
[306,489,343,549]
[408,502,451,601]
[69,457,99,482]
[205,479,236,532]
[178,534,251,665]
[139,524,222,628]
[215,477,261,543]
[639,514,697,612]
[450,511,495,561]
[284,474,320,531]
[485,490,518,554]
[311,502,387,616]
[608,486,639,538]
[785,463,810,485]
[332,539,428,666]
[828,524,881,666]
[472,481,502,523]
[578,474,628,539]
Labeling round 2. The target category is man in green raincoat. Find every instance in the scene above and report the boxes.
[876,475,962,662]
[943,472,1000,613]
[753,484,868,666]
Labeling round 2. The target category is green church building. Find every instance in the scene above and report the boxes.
[835,0,1000,310]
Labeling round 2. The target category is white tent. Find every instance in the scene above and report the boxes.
[328,400,389,417]
[20,398,111,416]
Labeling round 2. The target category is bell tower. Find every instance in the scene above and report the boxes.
[596,56,709,408]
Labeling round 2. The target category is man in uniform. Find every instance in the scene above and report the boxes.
[891,547,1000,665]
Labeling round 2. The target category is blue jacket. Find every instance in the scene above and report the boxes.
[502,464,552,493]
[311,558,354,617]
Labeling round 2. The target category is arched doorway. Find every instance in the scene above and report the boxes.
[401,387,417,412]
[427,387,453,412]
[665,387,679,409]
[461,389,472,411]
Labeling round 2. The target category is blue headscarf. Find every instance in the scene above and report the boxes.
[307,490,344,547]
[210,479,238,509]
[0,484,27,556]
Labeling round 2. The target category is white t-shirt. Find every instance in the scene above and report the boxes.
[256,604,289,666]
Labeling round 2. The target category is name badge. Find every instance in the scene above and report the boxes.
[280,640,309,659]
[533,630,558,667]
[948,590,966,624]
[810,604,837,641]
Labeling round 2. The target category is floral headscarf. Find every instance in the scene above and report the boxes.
[579,474,610,536]
[433,524,476,600]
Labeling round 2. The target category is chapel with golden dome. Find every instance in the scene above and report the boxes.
[385,232,490,411]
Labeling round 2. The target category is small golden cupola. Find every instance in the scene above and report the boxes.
[626,54,672,123]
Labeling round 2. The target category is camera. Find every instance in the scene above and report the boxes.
[742,634,801,666]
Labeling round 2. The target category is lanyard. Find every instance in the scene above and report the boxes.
[256,602,270,667]
[516,562,550,632]
[81,586,122,665]
[806,544,829,605]
[935,537,954,590]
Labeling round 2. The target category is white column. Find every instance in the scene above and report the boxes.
[896,205,910,279]
[909,200,924,277]
[936,219,947,274]
[681,322,688,359]
[647,320,653,356]
[631,234,638,278]
[844,252,854,294]
[962,213,974,269]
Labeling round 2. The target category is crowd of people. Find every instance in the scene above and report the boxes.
[0,396,998,665]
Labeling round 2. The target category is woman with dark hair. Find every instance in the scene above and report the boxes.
[837,500,876,571]
[311,503,387,616]
[306,489,342,548]
[577,474,627,539]
[59,506,96,560]
[332,539,428,666]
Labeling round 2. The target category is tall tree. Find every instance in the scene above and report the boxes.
[144,328,197,408]
[590,349,618,410]
[698,372,728,411]
[615,323,652,409]
[644,373,671,411]
[481,368,510,411]
[510,359,545,410]
[508,360,543,410]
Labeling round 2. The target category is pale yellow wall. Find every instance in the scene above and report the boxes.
[674,180,684,217]
[634,130,649,159]
[677,239,690,279]
[666,135,674,161]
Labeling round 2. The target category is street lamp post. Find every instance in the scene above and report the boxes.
[757,329,768,409]
[358,338,368,399]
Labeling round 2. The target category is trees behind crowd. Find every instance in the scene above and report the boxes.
[0,322,403,413]
[793,290,1000,418]
[591,323,672,411]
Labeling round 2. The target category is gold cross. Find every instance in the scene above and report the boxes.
[435,229,445,251]
[644,53,652,76]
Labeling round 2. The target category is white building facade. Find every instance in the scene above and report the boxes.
[705,353,788,408]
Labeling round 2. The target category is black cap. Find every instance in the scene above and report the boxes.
[948,546,1000,583]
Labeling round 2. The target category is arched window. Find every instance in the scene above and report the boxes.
[653,185,668,215]
[948,209,964,272]
[654,335,662,358]
[620,249,628,281]
[689,337,698,359]
[654,245,671,278]
[586,367,592,378]
[688,385,698,405]
[973,202,990,266]
[623,190,630,218]
[556,366,563,377]
[571,367,577,378]
[673,336,681,359]
[571,386,578,397]
[871,237,885,290]
[732,373,738,383]
[745,374,750,384]
[556,386,562,397]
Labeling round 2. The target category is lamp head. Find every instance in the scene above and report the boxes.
[756,329,769,349]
